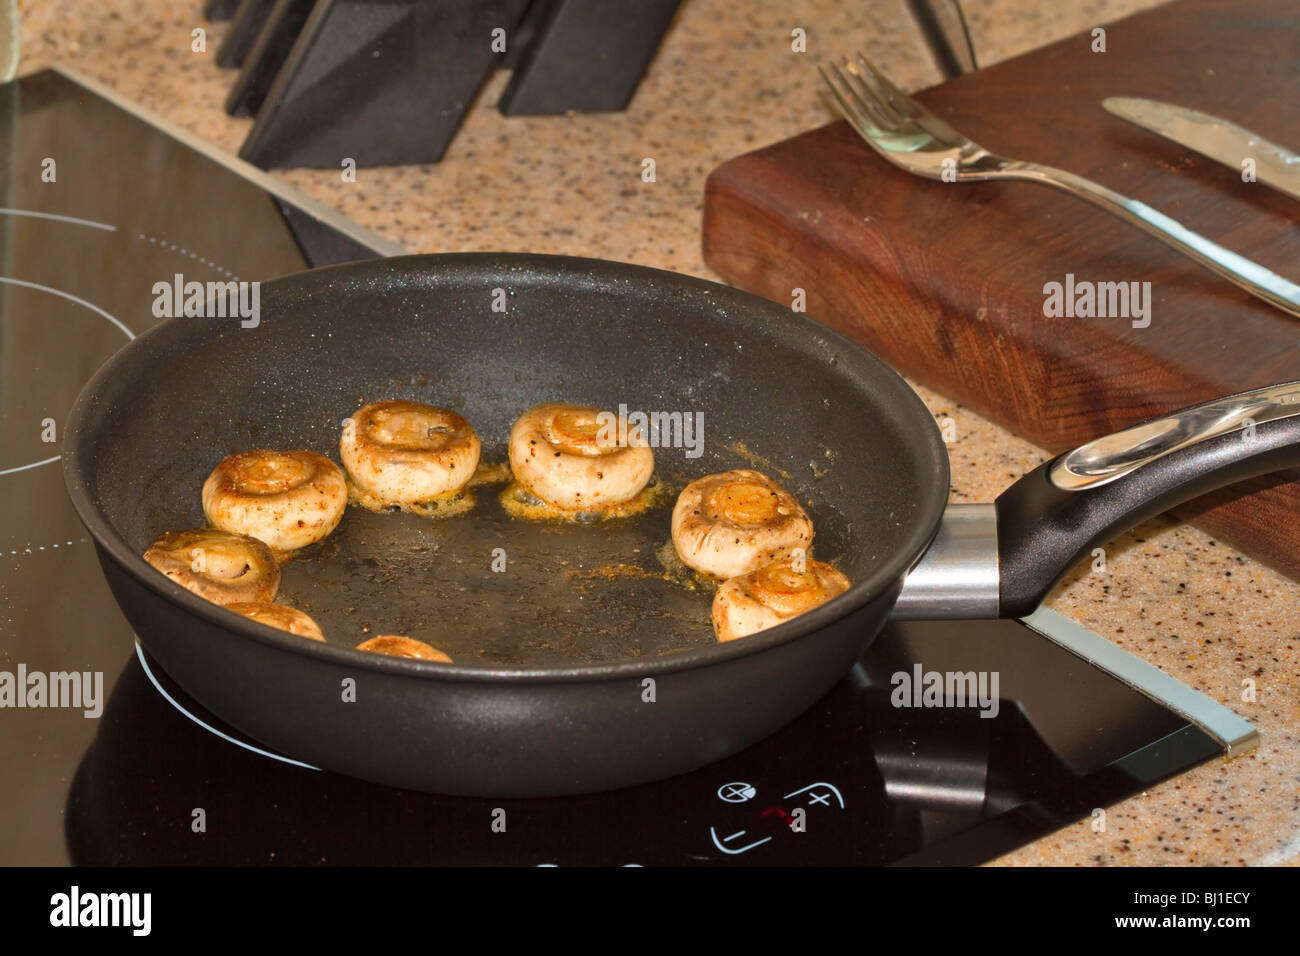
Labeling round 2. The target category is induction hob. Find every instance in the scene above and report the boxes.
[0,68,1256,866]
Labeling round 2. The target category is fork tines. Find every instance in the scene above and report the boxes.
[819,53,905,135]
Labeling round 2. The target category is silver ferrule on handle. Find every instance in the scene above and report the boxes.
[891,503,999,619]
[893,383,1300,621]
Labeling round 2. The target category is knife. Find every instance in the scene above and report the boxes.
[1102,96,1300,202]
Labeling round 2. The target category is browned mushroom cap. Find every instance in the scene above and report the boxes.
[202,449,347,552]
[355,635,452,662]
[341,401,481,506]
[226,602,325,641]
[507,402,654,510]
[143,528,280,607]
[671,469,814,579]
[711,556,850,642]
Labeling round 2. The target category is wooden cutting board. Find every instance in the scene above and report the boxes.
[702,0,1300,581]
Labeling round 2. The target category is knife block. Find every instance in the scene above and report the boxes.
[209,0,681,169]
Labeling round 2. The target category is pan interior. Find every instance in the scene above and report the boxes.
[68,255,946,667]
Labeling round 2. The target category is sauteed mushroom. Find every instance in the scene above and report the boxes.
[341,400,481,515]
[712,556,850,641]
[671,469,814,579]
[202,449,347,552]
[143,528,280,606]
[356,635,452,662]
[227,602,326,641]
[506,402,655,514]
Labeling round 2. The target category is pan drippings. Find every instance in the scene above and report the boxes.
[274,470,717,666]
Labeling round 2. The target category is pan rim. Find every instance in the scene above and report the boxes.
[62,252,949,683]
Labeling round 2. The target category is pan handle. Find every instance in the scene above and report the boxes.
[995,382,1300,618]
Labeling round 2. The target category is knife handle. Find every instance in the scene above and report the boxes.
[1005,161,1300,318]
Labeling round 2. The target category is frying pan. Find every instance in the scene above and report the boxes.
[63,254,1300,796]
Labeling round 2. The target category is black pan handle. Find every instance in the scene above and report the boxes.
[995,382,1300,618]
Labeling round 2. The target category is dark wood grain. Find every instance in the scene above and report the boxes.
[702,0,1300,581]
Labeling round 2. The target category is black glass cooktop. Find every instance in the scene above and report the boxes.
[0,69,1254,866]
[63,617,1234,867]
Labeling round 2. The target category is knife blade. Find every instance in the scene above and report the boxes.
[1102,96,1300,202]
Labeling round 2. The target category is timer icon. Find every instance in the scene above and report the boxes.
[717,782,757,803]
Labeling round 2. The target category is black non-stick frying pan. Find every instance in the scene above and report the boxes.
[63,254,1300,796]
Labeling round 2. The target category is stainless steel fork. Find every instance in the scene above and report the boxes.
[819,54,1300,318]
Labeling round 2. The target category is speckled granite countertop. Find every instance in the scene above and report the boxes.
[17,0,1298,865]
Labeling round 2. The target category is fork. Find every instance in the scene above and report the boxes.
[819,54,1300,318]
